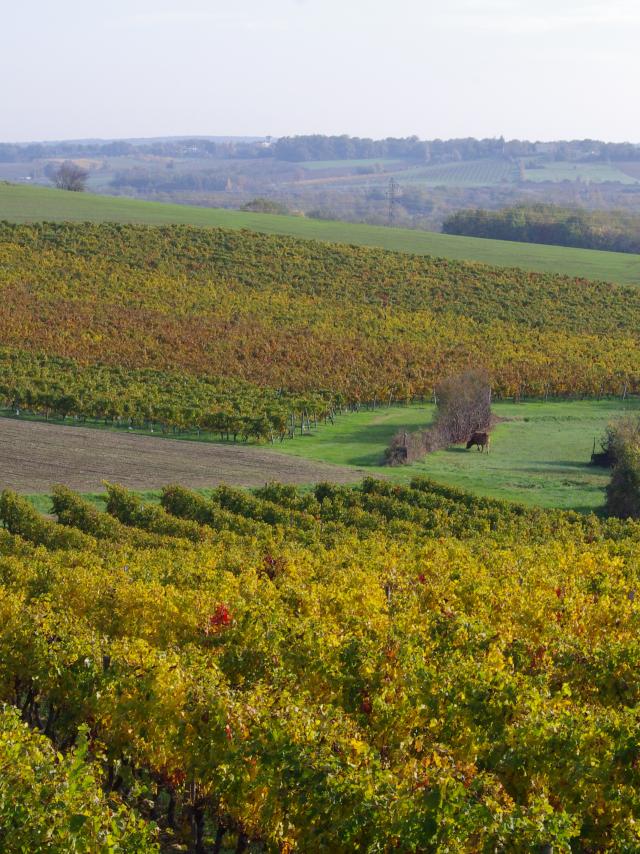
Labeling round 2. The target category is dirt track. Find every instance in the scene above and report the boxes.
[0,418,367,494]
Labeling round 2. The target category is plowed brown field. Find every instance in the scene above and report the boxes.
[0,418,365,493]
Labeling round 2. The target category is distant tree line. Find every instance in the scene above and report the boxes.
[272,134,434,162]
[442,204,640,254]
[0,138,270,162]
[3,135,639,164]
[271,135,640,164]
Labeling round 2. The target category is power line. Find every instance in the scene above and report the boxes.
[386,178,400,225]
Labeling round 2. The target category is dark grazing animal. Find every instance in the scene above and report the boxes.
[466,431,490,453]
[590,437,616,468]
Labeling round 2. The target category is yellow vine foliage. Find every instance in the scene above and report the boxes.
[2,479,640,849]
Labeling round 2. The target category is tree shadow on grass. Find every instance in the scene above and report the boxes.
[534,460,595,471]
[303,421,435,468]
[573,503,606,516]
[344,422,429,444]
[344,452,389,467]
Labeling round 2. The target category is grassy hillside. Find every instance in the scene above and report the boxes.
[2,181,640,285]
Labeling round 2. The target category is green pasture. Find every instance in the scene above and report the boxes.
[263,398,640,512]
[524,161,638,184]
[2,182,640,285]
[300,158,403,170]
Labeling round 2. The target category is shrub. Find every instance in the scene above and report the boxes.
[240,197,288,215]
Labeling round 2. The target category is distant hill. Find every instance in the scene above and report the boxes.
[1,182,639,285]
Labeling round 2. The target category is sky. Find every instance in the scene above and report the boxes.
[2,0,639,143]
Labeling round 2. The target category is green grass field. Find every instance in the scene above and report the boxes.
[300,158,403,170]
[3,182,640,284]
[261,398,640,512]
[523,161,638,184]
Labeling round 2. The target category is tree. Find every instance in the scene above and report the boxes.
[53,160,88,191]
[433,369,492,445]
[605,417,640,518]
[241,197,288,215]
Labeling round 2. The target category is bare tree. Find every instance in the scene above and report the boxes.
[53,161,88,192]
[385,369,492,465]
[433,369,492,445]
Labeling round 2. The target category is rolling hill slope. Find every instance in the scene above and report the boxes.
[2,181,639,285]
[0,219,639,428]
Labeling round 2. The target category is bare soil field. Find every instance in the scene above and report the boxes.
[0,418,366,494]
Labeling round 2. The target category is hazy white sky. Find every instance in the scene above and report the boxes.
[3,0,639,142]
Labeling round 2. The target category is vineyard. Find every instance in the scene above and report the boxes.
[1,221,640,439]
[3,478,640,850]
[0,351,334,442]
[300,158,404,171]
[399,159,519,187]
[4,215,640,848]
